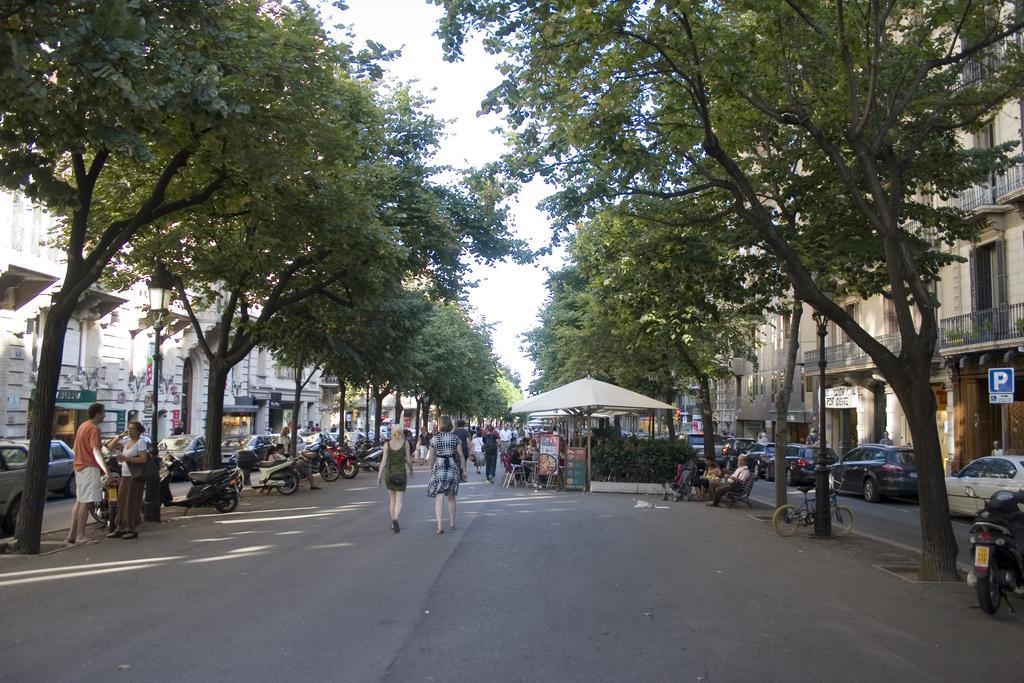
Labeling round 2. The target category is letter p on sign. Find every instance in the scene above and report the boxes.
[988,368,1014,394]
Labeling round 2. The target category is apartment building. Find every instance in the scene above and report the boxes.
[717,92,1024,470]
[0,190,324,446]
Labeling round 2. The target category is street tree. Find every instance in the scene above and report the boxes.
[0,0,293,553]
[437,0,1024,580]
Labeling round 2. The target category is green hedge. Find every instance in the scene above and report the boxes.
[591,438,697,483]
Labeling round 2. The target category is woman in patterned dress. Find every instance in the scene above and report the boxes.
[426,415,467,534]
[377,426,414,533]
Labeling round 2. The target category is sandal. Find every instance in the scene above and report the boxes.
[436,528,444,535]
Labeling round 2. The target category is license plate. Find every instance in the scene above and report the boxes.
[909,472,917,478]
[974,545,990,569]
[108,489,118,502]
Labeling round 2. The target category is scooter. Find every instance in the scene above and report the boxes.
[301,433,340,481]
[160,460,240,514]
[250,457,300,495]
[967,488,1024,614]
[90,455,120,531]
[355,441,383,472]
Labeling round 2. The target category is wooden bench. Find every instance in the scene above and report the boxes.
[723,474,756,509]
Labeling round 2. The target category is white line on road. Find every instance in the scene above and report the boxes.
[214,512,339,524]
[459,495,558,504]
[174,506,319,520]
[0,563,162,588]
[0,556,185,579]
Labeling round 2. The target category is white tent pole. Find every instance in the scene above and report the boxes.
[586,412,592,492]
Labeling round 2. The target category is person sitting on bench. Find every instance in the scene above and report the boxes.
[707,455,751,507]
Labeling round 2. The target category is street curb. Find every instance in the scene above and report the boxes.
[749,492,973,574]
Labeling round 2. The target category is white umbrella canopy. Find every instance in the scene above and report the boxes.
[510,377,675,415]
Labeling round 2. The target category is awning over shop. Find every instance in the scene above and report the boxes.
[0,264,58,311]
[224,404,258,414]
[55,402,96,411]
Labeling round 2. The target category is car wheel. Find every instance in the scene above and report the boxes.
[63,474,77,499]
[863,477,882,503]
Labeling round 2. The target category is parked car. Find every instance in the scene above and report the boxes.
[682,432,726,457]
[766,443,838,485]
[1,440,77,535]
[219,436,250,465]
[720,437,755,470]
[945,455,1024,517]
[158,435,205,477]
[829,444,918,502]
[244,434,277,461]
[747,443,776,479]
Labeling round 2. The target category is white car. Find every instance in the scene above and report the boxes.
[945,455,1024,516]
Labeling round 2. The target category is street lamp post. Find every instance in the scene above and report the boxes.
[143,262,174,523]
[811,311,831,538]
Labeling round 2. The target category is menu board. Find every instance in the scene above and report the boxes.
[538,433,559,458]
[565,446,587,491]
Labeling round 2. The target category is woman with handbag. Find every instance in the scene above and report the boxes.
[378,425,414,533]
[107,421,148,540]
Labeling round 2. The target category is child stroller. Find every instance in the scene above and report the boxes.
[663,462,697,501]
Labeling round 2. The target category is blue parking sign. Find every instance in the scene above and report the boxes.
[989,368,1015,394]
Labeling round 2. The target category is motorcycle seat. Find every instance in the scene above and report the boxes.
[188,468,229,484]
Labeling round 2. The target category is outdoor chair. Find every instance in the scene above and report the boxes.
[722,475,756,509]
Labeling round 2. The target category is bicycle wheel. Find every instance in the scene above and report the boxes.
[772,504,803,537]
[832,505,854,536]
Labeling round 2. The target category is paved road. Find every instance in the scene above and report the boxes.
[2,468,1021,682]
[749,481,975,567]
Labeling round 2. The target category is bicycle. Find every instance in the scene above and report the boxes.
[772,478,854,537]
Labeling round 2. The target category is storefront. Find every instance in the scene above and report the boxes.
[52,389,97,448]
[953,357,1024,465]
[223,397,258,436]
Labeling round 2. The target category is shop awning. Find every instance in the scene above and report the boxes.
[0,265,58,311]
[55,401,96,411]
[224,404,258,414]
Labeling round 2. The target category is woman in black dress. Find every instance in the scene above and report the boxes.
[426,415,466,534]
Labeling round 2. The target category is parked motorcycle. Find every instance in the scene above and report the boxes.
[160,459,240,514]
[966,488,1024,615]
[331,440,359,479]
[301,433,340,482]
[250,457,300,495]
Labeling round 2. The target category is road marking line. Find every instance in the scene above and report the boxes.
[0,563,161,588]
[0,556,184,579]
[214,512,338,524]
[176,506,318,520]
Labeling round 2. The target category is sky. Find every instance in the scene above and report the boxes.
[327,0,563,393]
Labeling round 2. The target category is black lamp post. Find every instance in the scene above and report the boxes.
[143,262,174,523]
[811,311,831,538]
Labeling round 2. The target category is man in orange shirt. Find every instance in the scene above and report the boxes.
[66,402,110,544]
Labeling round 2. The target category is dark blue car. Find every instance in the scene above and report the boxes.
[830,444,917,503]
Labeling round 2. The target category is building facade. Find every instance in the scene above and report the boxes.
[0,190,325,446]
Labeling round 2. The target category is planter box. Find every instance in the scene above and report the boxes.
[591,481,664,495]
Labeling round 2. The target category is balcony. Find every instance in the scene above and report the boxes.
[995,163,1024,201]
[950,181,999,214]
[939,303,1024,350]
[274,366,297,380]
[803,333,902,367]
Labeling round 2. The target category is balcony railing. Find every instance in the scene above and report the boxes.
[803,333,902,367]
[274,366,297,380]
[951,181,999,213]
[995,163,1024,199]
[939,303,1024,349]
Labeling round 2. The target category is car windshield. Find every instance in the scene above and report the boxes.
[160,437,193,451]
[221,438,244,448]
[688,435,704,446]
[893,450,915,466]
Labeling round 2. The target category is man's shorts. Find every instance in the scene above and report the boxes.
[76,467,102,503]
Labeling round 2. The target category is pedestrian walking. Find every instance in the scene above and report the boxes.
[378,426,414,533]
[482,424,500,483]
[417,429,431,462]
[454,419,471,476]
[66,402,110,545]
[426,416,466,534]
[805,428,819,446]
[498,424,512,455]
[107,421,148,540]
[471,432,484,474]
[279,423,292,455]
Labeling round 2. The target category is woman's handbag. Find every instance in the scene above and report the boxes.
[388,472,407,487]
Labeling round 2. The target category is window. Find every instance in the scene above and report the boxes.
[50,443,70,461]
[892,450,916,466]
[843,448,863,463]
[959,460,989,477]
[1,447,28,467]
[970,241,1007,311]
[61,320,81,367]
[985,458,1017,479]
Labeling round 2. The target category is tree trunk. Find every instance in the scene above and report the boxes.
[697,375,715,464]
[894,366,959,581]
[203,361,229,470]
[414,393,422,437]
[337,382,346,432]
[372,385,385,445]
[665,389,676,441]
[395,394,404,431]
[774,301,803,507]
[16,301,76,554]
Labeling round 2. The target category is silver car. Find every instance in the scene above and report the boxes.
[1,440,77,535]
[945,455,1024,516]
